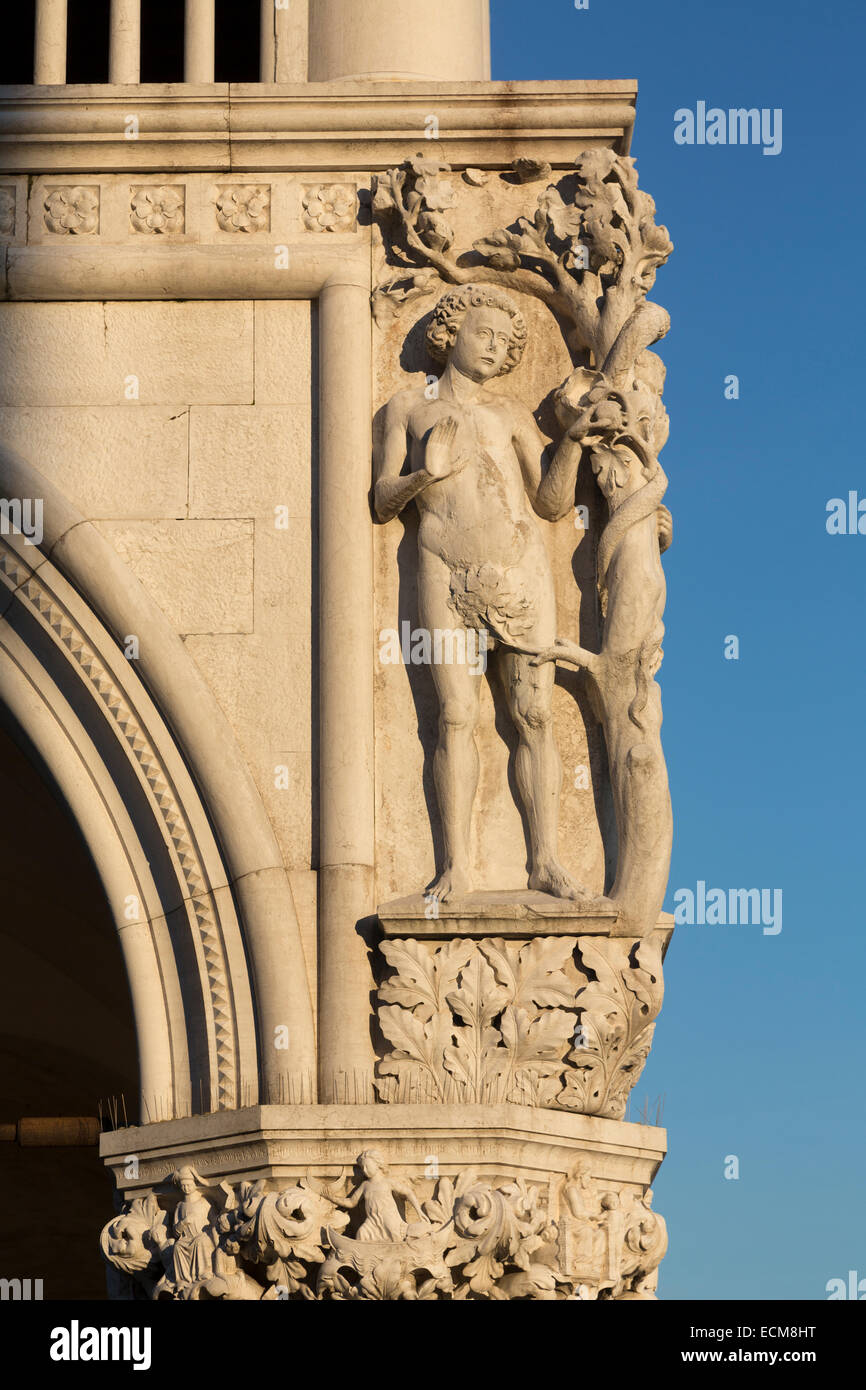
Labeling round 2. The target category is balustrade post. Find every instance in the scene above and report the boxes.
[184,0,216,84]
[109,0,141,84]
[34,0,68,84]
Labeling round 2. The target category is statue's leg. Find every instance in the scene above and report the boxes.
[419,553,481,900]
[499,646,587,899]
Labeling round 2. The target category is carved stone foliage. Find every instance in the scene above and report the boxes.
[302,183,357,232]
[374,935,663,1118]
[556,937,663,1118]
[214,185,271,233]
[0,186,15,237]
[373,151,674,935]
[101,1154,666,1301]
[43,186,100,235]
[130,185,185,235]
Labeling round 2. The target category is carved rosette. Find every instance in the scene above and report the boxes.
[374,935,663,1118]
[214,185,271,233]
[130,185,185,235]
[101,1156,666,1301]
[302,183,357,232]
[43,186,100,235]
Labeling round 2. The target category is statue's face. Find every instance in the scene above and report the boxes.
[450,306,513,381]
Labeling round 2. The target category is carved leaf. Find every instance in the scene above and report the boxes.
[480,936,575,1008]
[443,952,510,1100]
[371,268,440,328]
[473,227,524,271]
[555,937,663,1117]
[500,1005,574,1074]
[379,937,473,1017]
[422,1167,477,1225]
[537,187,584,242]
[377,1002,455,1100]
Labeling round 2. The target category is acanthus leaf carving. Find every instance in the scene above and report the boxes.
[558,935,664,1119]
[375,935,663,1116]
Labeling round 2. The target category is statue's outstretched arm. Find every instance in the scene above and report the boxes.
[512,406,582,522]
[534,427,585,522]
[512,637,601,675]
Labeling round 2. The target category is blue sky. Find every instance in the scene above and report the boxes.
[492,0,866,1299]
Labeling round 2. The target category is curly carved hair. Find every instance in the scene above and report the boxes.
[426,284,528,375]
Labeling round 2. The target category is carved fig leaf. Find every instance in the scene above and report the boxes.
[537,187,584,242]
[371,268,440,328]
[472,227,525,271]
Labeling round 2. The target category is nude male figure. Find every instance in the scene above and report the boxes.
[375,284,590,903]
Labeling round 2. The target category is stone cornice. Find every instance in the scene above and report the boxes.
[99,1101,666,1194]
[0,79,637,174]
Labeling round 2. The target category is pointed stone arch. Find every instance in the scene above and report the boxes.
[0,443,316,1121]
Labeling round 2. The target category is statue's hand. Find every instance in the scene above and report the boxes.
[656,504,673,553]
[527,642,570,667]
[425,416,468,480]
[508,638,578,668]
[527,638,595,671]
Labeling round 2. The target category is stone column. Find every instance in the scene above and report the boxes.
[317,276,376,1101]
[308,0,490,82]
[261,0,309,82]
[109,0,141,85]
[184,0,216,84]
[34,0,67,84]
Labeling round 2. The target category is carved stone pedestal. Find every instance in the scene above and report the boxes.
[100,1105,667,1300]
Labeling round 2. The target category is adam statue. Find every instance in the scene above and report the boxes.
[375,284,590,904]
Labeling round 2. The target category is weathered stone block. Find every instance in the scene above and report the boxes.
[97,520,254,634]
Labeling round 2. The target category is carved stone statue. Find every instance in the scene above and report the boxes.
[522,363,674,933]
[159,1166,219,1290]
[374,148,675,933]
[101,1153,667,1300]
[375,283,592,903]
[326,1148,426,1241]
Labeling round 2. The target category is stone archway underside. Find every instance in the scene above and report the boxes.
[0,444,317,1120]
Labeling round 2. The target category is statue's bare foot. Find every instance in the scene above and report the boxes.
[529,860,589,901]
[425,865,471,903]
